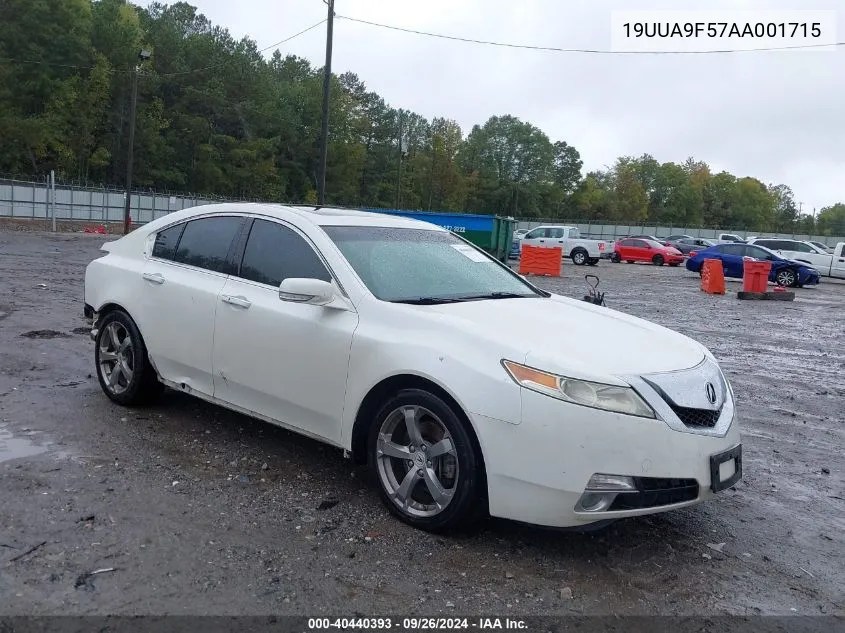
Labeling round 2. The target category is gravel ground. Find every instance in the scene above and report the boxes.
[0,231,843,617]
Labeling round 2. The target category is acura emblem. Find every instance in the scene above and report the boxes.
[705,382,717,405]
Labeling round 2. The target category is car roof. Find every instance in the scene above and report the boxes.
[163,203,447,232]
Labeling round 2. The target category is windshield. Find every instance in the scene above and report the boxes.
[323,226,543,303]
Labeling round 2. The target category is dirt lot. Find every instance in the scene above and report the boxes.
[0,231,843,617]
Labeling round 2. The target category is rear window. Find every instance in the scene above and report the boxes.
[152,223,185,260]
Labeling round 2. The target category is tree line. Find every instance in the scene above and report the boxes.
[1,0,843,235]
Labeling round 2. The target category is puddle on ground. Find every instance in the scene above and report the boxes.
[0,425,48,464]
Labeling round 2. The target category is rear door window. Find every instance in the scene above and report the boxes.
[719,244,745,255]
[172,216,244,274]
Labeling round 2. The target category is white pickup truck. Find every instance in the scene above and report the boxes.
[519,225,610,265]
[747,238,845,279]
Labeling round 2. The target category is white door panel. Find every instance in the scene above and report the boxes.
[138,260,226,396]
[832,251,845,279]
[212,277,358,444]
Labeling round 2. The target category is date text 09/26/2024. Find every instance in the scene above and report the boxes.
[307,618,527,631]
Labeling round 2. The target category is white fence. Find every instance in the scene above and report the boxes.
[2,177,842,247]
[0,178,243,224]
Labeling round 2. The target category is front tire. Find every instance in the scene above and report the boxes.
[610,252,621,263]
[368,389,482,533]
[775,268,799,287]
[94,309,162,406]
[652,255,665,266]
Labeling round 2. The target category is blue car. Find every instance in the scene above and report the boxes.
[685,243,820,288]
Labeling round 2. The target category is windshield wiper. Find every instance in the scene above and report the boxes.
[391,297,465,305]
[456,292,534,301]
[392,292,536,305]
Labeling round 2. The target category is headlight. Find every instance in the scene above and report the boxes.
[502,360,656,419]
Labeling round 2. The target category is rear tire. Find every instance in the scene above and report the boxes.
[626,260,634,264]
[610,253,621,263]
[94,309,162,406]
[368,389,483,533]
[571,249,588,266]
[652,255,665,266]
[587,258,599,266]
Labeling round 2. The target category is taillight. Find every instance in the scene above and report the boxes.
[689,251,697,257]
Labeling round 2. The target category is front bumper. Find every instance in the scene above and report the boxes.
[475,389,741,528]
[799,270,820,285]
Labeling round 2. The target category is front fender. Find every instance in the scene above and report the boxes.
[339,318,523,450]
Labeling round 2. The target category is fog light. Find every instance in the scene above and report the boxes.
[576,492,616,512]
[585,474,636,491]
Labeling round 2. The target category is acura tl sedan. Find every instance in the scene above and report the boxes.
[84,204,742,533]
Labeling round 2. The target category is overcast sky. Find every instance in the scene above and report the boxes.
[186,0,843,212]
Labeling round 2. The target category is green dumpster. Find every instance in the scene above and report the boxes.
[366,209,517,263]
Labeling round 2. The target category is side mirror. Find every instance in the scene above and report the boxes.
[278,278,336,306]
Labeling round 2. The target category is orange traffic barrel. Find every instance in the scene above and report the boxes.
[700,258,726,294]
[742,259,772,293]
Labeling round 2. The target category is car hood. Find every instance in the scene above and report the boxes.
[785,259,817,269]
[422,295,706,384]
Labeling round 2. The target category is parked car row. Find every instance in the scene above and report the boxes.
[510,227,843,280]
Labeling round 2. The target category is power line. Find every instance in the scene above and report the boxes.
[0,57,129,74]
[159,18,327,77]
[337,15,845,54]
[0,18,327,78]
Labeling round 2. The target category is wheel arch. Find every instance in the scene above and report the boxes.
[92,302,159,374]
[93,301,129,322]
[349,374,487,483]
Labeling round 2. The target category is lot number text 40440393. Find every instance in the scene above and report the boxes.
[306,617,528,630]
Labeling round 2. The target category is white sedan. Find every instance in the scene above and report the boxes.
[84,204,742,532]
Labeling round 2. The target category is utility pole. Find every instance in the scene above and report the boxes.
[123,49,151,234]
[317,0,335,206]
[395,111,403,208]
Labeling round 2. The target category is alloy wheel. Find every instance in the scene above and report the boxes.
[375,405,459,518]
[776,269,796,287]
[98,321,134,395]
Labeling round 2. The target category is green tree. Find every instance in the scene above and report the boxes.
[816,203,845,236]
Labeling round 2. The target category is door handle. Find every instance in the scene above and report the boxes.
[538,239,545,243]
[142,272,164,285]
[221,295,251,309]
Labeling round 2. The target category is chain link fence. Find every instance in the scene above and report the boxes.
[0,177,258,225]
[1,176,842,246]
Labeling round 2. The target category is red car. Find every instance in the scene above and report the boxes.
[611,238,685,266]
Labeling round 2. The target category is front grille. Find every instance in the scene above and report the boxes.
[670,403,721,428]
[608,477,699,511]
